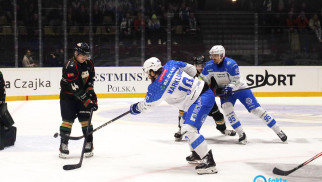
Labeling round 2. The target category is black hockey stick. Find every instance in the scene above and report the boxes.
[215,70,269,97]
[63,109,94,170]
[54,110,130,140]
[273,152,322,176]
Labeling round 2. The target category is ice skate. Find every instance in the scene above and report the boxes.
[186,151,202,164]
[238,132,247,145]
[195,150,218,175]
[277,130,287,143]
[59,143,69,159]
[220,129,236,136]
[84,142,94,158]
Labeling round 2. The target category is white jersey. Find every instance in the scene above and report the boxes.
[199,57,247,91]
[137,60,205,112]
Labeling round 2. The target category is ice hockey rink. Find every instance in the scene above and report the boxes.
[1,97,321,182]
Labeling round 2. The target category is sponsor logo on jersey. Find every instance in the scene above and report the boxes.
[67,73,74,77]
[158,69,168,82]
[253,175,287,182]
[190,98,202,122]
[216,73,226,78]
[163,67,176,85]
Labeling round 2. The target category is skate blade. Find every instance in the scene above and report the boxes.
[196,166,218,175]
[85,152,94,158]
[221,130,237,136]
[238,140,248,145]
[187,160,202,164]
[59,153,69,159]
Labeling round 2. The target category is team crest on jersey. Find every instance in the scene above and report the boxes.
[82,71,89,78]
[160,86,165,90]
[245,97,253,105]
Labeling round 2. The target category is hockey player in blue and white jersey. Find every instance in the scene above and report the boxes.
[130,57,217,174]
[199,45,287,145]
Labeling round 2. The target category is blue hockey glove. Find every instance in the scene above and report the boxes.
[223,85,233,96]
[130,102,141,115]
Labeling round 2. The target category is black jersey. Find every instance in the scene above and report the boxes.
[60,57,95,103]
[0,71,5,102]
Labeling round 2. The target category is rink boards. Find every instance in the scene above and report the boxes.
[1,66,322,101]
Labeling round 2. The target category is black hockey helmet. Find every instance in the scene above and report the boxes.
[74,42,90,57]
[193,56,206,65]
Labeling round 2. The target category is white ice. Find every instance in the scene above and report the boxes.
[1,97,322,182]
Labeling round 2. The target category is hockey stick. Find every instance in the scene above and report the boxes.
[63,109,94,170]
[273,152,322,176]
[54,110,130,140]
[215,70,269,97]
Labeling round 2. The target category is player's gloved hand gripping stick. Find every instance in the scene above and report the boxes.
[215,70,269,97]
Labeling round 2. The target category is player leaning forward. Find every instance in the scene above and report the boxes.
[59,42,98,158]
[130,57,217,174]
[199,45,287,144]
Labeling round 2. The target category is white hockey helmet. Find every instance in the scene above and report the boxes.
[143,57,162,75]
[209,45,225,59]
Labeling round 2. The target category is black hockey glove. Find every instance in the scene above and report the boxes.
[86,89,97,102]
[83,99,98,111]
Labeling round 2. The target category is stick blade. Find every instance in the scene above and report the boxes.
[63,164,81,170]
[273,167,289,176]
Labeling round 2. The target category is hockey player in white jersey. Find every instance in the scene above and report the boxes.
[174,56,236,142]
[130,57,217,174]
[199,45,287,144]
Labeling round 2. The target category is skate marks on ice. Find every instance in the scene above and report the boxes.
[249,162,322,182]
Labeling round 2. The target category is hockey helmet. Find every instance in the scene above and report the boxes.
[143,57,162,75]
[193,56,206,65]
[209,45,225,59]
[74,42,90,58]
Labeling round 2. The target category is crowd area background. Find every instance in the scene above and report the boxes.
[0,0,321,67]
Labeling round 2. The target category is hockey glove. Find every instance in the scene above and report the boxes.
[83,99,98,111]
[87,89,97,103]
[223,85,233,96]
[130,102,141,115]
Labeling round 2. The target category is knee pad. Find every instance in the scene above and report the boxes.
[181,124,198,139]
[251,107,266,118]
[222,102,234,115]
[181,124,208,158]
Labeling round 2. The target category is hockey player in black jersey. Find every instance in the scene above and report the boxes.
[59,42,98,158]
[174,56,236,141]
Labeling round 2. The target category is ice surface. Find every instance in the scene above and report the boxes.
[1,97,321,182]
